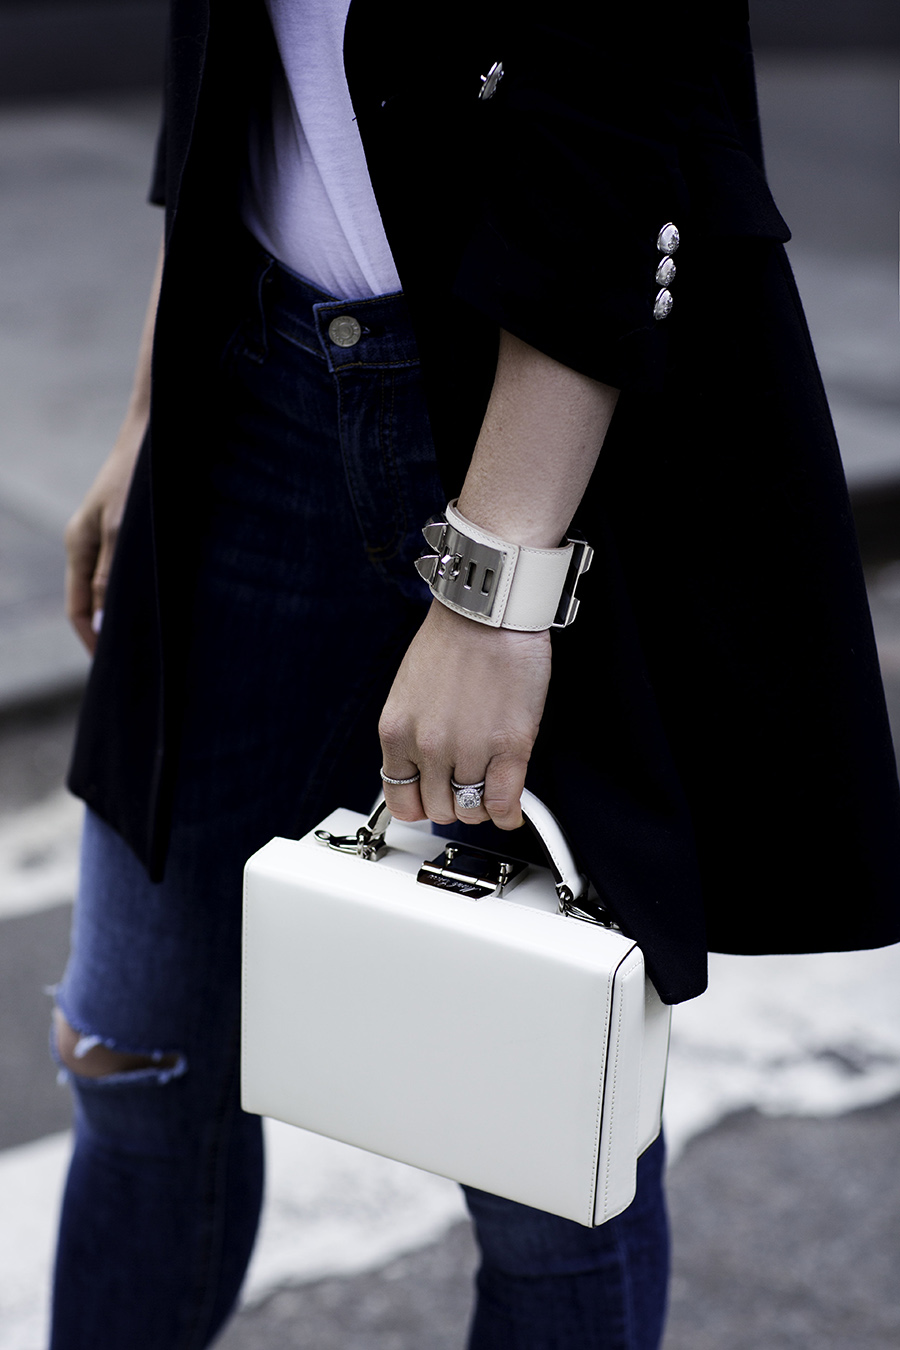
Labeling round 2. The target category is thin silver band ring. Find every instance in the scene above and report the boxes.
[380,768,421,786]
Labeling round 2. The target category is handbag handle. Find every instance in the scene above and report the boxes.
[339,788,591,912]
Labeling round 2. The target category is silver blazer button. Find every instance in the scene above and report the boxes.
[653,288,674,321]
[478,60,504,100]
[656,223,680,255]
[655,256,676,287]
[328,315,362,347]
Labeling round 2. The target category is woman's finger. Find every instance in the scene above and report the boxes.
[418,763,461,827]
[90,524,119,623]
[64,509,101,655]
[481,755,528,830]
[379,763,426,822]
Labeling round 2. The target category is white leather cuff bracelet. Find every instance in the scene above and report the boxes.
[414,500,594,630]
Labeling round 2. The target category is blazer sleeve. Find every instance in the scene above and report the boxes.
[451,10,785,393]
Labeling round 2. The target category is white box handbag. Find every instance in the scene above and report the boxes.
[241,789,670,1227]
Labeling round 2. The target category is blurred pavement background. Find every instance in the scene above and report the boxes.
[1,3,899,1347]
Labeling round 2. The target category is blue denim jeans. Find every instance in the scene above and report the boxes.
[51,242,669,1349]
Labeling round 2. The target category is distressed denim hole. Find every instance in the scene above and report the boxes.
[52,1009,187,1087]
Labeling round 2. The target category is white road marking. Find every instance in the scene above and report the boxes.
[0,1133,68,1350]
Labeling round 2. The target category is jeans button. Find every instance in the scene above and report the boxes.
[328,315,362,347]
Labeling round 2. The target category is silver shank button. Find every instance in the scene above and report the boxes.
[656,223,680,255]
[328,315,362,348]
[653,288,674,321]
[655,256,676,287]
[478,60,504,100]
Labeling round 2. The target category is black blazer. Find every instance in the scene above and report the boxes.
[69,0,900,1003]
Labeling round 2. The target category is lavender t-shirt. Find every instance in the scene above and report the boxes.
[243,0,402,299]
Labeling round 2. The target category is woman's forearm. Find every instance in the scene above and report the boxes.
[64,233,164,653]
[378,330,619,829]
[456,329,619,548]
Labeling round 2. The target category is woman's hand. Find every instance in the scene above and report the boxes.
[64,234,163,654]
[379,600,551,829]
[64,430,143,654]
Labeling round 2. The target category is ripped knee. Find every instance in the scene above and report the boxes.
[53,1009,183,1081]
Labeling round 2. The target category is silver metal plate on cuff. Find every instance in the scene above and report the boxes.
[416,515,593,629]
[414,517,506,619]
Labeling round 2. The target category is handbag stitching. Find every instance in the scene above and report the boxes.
[635,982,647,1157]
[588,952,616,1224]
[240,872,252,1105]
[599,948,645,1222]
[600,953,622,1220]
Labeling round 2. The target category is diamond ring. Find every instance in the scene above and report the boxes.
[450,778,486,811]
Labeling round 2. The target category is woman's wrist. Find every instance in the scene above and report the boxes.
[415,499,593,632]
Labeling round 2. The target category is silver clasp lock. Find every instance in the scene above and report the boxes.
[314,827,389,861]
[315,799,392,861]
[417,843,527,899]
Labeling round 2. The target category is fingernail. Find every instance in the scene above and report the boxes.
[91,608,104,634]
